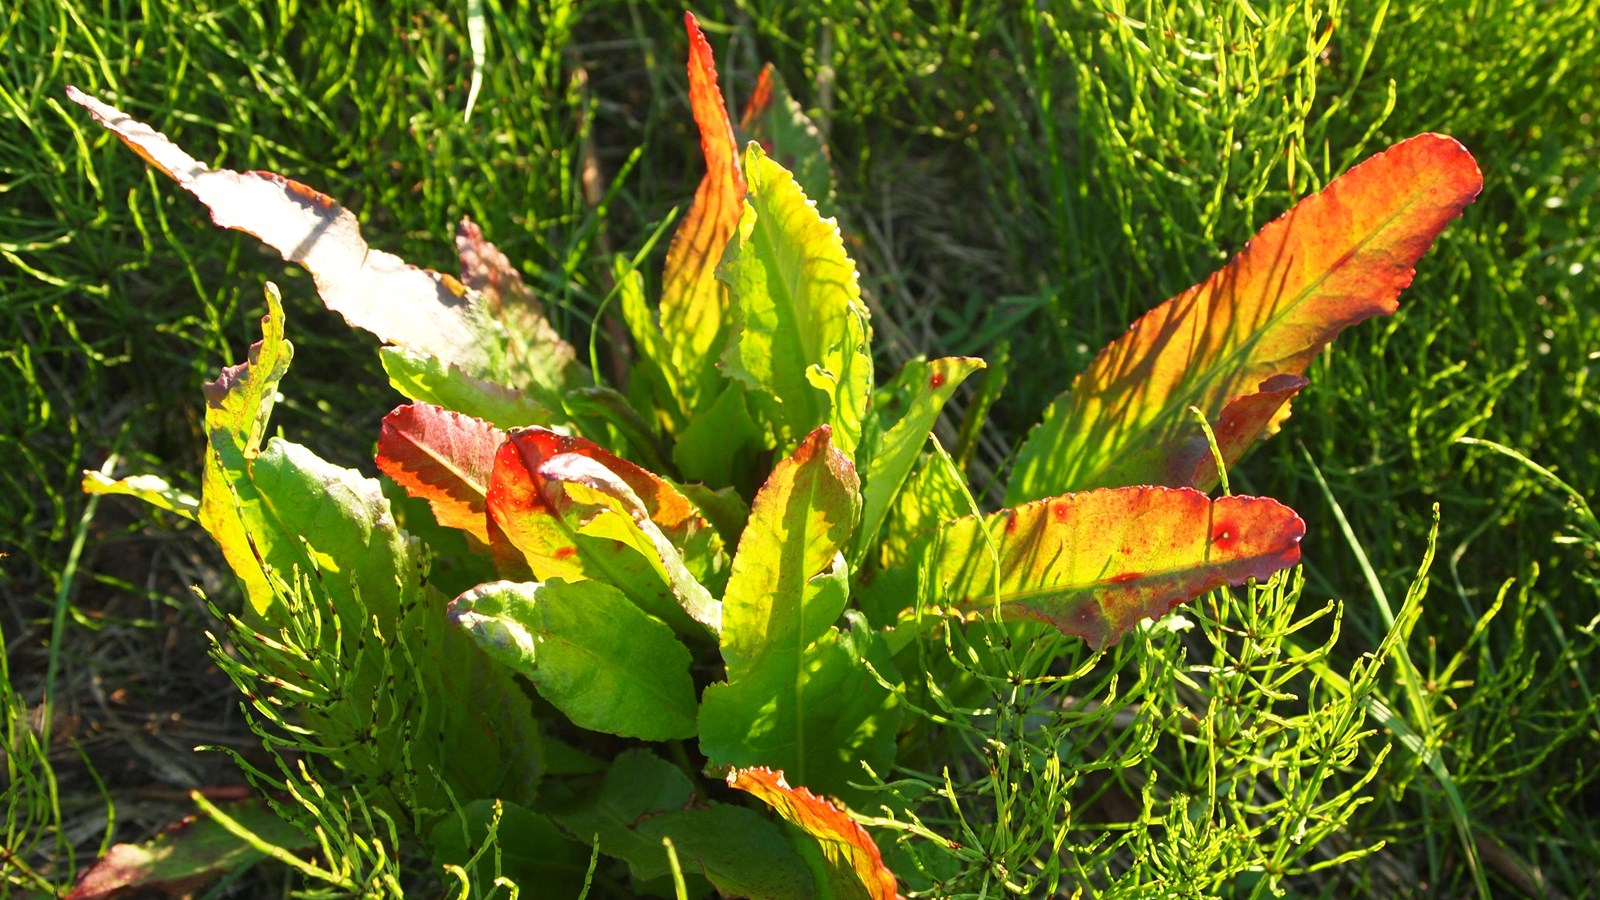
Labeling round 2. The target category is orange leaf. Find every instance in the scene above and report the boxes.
[939,487,1304,649]
[485,427,724,632]
[376,402,505,543]
[657,13,747,417]
[1008,134,1484,501]
[727,767,901,900]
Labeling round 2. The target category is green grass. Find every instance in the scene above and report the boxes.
[4,0,1596,896]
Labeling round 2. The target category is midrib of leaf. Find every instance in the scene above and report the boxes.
[1073,172,1434,488]
[756,194,824,424]
[786,472,824,787]
[394,429,487,498]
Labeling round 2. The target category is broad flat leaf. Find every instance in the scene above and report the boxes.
[376,402,504,543]
[67,800,310,900]
[719,426,860,681]
[249,439,412,622]
[545,750,692,878]
[657,12,746,419]
[81,471,198,520]
[720,144,874,458]
[67,88,504,377]
[546,750,814,898]
[855,357,985,564]
[197,285,292,617]
[450,580,698,740]
[728,767,901,900]
[855,446,971,627]
[679,482,751,549]
[738,63,834,215]
[1007,134,1484,502]
[700,623,901,803]
[429,800,592,899]
[938,487,1304,649]
[673,382,766,492]
[456,216,585,401]
[486,427,724,633]
[634,807,818,899]
[379,346,552,430]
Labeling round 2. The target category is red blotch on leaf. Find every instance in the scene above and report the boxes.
[1211,520,1238,550]
[929,371,946,390]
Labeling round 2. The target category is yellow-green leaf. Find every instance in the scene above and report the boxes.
[720,144,873,458]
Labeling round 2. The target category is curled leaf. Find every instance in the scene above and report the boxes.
[67,87,502,377]
[727,767,900,900]
[486,428,724,633]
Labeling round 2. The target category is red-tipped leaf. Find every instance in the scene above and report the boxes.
[939,487,1304,649]
[1008,134,1484,501]
[377,402,505,543]
[656,13,747,417]
[727,767,900,900]
[485,428,725,632]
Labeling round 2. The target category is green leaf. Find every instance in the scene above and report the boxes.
[430,800,593,900]
[81,471,198,521]
[633,807,819,900]
[197,284,293,618]
[450,579,698,740]
[249,439,411,622]
[700,625,901,803]
[855,357,985,564]
[737,63,835,216]
[545,750,692,879]
[856,444,970,626]
[546,750,814,898]
[67,88,505,378]
[673,381,767,497]
[718,426,860,681]
[1007,134,1484,501]
[937,487,1304,649]
[380,346,553,431]
[720,143,874,459]
[486,427,725,635]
